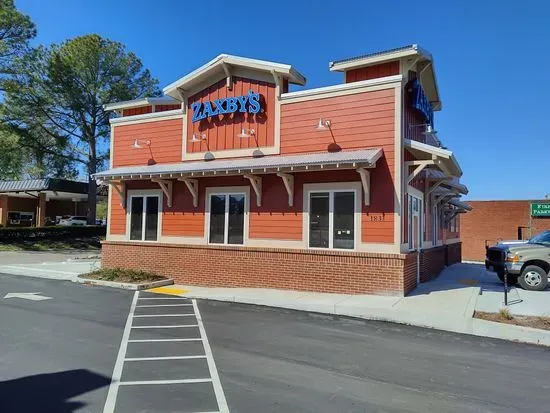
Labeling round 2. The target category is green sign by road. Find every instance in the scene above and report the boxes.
[531,202,550,217]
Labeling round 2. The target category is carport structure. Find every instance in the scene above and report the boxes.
[0,178,89,227]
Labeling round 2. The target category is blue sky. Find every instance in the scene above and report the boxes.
[17,0,550,200]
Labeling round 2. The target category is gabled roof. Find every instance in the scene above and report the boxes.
[163,54,307,99]
[104,96,180,112]
[329,44,441,111]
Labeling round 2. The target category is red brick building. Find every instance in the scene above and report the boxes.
[94,45,469,296]
[461,200,550,261]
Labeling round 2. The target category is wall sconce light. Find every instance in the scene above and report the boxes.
[131,139,151,149]
[189,133,207,143]
[237,128,256,139]
[421,124,438,135]
[315,118,331,131]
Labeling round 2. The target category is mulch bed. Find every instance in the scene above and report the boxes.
[475,311,550,331]
[80,268,167,283]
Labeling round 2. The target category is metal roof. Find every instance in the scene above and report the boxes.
[448,198,472,211]
[330,44,418,67]
[93,149,383,181]
[0,178,88,194]
[425,169,468,195]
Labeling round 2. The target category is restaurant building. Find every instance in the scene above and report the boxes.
[95,45,469,295]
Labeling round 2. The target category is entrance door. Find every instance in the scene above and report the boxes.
[408,192,423,251]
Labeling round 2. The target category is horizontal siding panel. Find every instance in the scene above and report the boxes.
[282,88,394,111]
[282,100,394,118]
[113,119,183,167]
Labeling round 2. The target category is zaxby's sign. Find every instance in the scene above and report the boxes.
[191,90,261,123]
[409,79,434,128]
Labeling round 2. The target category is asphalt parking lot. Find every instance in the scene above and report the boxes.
[2,272,550,413]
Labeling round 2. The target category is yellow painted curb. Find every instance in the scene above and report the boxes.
[146,286,189,296]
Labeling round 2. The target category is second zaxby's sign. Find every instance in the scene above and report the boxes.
[191,90,262,123]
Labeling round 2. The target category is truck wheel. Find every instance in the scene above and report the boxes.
[518,265,548,291]
[497,273,518,285]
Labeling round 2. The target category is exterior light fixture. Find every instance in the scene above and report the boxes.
[131,139,151,149]
[315,118,331,131]
[237,128,256,138]
[189,133,207,143]
[422,124,438,135]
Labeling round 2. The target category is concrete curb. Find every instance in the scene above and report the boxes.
[183,292,550,347]
[74,277,173,290]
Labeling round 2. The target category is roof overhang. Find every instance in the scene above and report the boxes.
[163,54,307,100]
[104,96,180,112]
[425,169,468,195]
[404,139,462,177]
[448,198,472,212]
[93,148,383,182]
[329,44,441,111]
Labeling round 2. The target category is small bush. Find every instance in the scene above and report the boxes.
[499,307,513,320]
[0,225,106,242]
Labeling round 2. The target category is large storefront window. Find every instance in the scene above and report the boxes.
[129,195,160,241]
[308,190,355,250]
[208,193,245,245]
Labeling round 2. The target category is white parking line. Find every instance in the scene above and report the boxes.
[193,299,230,413]
[119,378,212,386]
[137,297,190,300]
[103,291,139,413]
[128,338,203,343]
[136,304,194,307]
[133,314,195,318]
[130,324,199,329]
[125,355,206,361]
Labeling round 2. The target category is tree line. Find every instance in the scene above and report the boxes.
[0,0,160,223]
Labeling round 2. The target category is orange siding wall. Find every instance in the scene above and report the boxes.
[186,77,276,153]
[155,104,180,112]
[112,118,183,167]
[345,62,400,83]
[109,189,126,235]
[109,168,395,244]
[280,88,395,155]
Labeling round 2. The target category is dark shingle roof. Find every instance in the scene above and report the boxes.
[330,44,418,67]
[0,178,88,194]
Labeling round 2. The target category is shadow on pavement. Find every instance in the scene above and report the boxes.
[0,369,110,413]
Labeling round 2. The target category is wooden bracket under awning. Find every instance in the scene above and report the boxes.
[405,160,435,185]
[110,182,126,207]
[356,167,371,206]
[152,178,173,207]
[276,172,294,207]
[244,174,262,207]
[178,177,198,207]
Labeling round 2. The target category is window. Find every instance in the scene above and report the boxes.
[308,190,355,250]
[208,193,246,245]
[129,195,160,241]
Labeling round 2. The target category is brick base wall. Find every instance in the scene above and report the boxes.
[102,242,416,296]
[419,246,446,283]
[446,242,462,265]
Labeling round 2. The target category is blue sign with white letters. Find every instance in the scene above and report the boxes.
[191,89,262,123]
[410,79,434,128]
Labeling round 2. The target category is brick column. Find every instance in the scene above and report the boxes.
[37,192,46,227]
[0,195,7,227]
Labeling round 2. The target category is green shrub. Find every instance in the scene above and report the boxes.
[0,225,106,242]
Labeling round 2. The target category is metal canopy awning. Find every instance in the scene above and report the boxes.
[425,169,468,195]
[93,148,383,181]
[404,139,462,178]
[94,148,384,209]
[448,198,472,212]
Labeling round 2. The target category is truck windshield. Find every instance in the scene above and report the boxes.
[528,231,550,245]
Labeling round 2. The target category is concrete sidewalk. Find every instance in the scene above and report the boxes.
[173,263,550,347]
[0,250,100,281]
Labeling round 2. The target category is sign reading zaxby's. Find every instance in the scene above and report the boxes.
[409,78,434,128]
[191,90,261,123]
[531,202,550,217]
